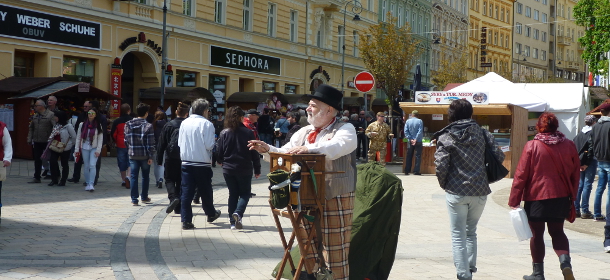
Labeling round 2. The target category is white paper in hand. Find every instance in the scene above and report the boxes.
[510,208,533,241]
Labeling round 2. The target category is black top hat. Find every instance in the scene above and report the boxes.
[307,84,343,111]
[246,109,261,116]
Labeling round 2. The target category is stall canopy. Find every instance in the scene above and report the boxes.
[140,87,215,102]
[516,83,588,139]
[449,72,547,112]
[8,80,119,100]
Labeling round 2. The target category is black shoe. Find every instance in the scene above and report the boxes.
[58,182,66,186]
[157,180,163,189]
[48,182,57,186]
[207,210,221,223]
[250,193,256,198]
[166,199,180,214]
[404,172,410,175]
[67,178,79,183]
[43,175,52,180]
[28,178,41,183]
[121,182,126,187]
[414,172,422,175]
[42,171,48,177]
[576,211,581,218]
[581,212,594,219]
[174,209,181,215]
[182,222,195,230]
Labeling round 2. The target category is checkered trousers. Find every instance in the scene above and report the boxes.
[300,192,354,280]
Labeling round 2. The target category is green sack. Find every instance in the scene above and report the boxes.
[268,169,290,209]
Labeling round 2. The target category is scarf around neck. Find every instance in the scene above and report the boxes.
[81,120,98,141]
[534,131,565,145]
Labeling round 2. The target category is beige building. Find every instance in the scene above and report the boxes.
[553,0,585,82]
[467,0,515,80]
[1,0,377,114]
[431,0,469,87]
[512,0,550,81]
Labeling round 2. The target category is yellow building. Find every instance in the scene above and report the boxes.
[467,0,514,80]
[1,0,377,114]
[554,0,586,82]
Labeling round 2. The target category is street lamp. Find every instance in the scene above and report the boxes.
[340,0,363,110]
[160,0,168,107]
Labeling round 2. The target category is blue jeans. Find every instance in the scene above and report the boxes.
[594,161,610,218]
[576,159,597,213]
[260,133,273,146]
[130,159,151,203]
[446,193,487,280]
[224,173,252,224]
[81,148,98,186]
[405,141,423,174]
[116,148,129,172]
[180,165,215,223]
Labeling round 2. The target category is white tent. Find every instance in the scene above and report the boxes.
[449,72,548,112]
[516,83,589,139]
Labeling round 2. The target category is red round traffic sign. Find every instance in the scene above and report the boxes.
[354,71,375,92]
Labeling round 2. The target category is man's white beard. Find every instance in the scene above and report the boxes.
[307,109,331,127]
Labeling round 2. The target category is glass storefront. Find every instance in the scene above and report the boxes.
[176,70,197,87]
[63,56,95,85]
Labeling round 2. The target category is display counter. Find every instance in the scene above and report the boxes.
[400,103,528,178]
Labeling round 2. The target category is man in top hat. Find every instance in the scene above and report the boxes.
[248,84,357,280]
[404,110,424,175]
[590,102,610,253]
[365,112,393,166]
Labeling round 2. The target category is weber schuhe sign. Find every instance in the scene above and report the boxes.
[210,45,281,75]
[0,3,101,50]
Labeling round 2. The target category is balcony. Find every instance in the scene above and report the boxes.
[557,36,571,46]
[565,61,580,70]
[578,43,585,52]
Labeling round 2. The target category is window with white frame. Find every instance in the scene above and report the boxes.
[243,0,252,31]
[533,48,538,59]
[290,10,297,42]
[215,0,225,24]
[368,0,374,11]
[515,42,522,54]
[505,34,509,46]
[534,29,539,39]
[418,15,422,33]
[542,13,547,23]
[516,23,522,34]
[516,3,522,14]
[541,31,547,42]
[338,25,345,53]
[390,2,395,16]
[397,7,402,27]
[483,1,487,15]
[489,3,492,17]
[501,8,504,21]
[267,3,277,37]
[534,10,539,20]
[524,45,530,56]
[525,26,531,37]
[382,1,387,21]
[316,17,326,48]
[183,0,194,16]
[542,0,547,4]
[506,10,510,23]
[541,50,546,60]
[525,6,531,17]
[500,34,504,47]
[405,9,410,27]
[495,6,498,19]
[353,31,359,56]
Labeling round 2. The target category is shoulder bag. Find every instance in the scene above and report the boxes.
[49,133,66,153]
[539,141,577,223]
[481,129,509,183]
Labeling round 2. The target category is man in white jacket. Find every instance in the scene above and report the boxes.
[178,99,221,230]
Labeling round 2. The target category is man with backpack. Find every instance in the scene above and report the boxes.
[157,102,189,214]
[110,104,133,189]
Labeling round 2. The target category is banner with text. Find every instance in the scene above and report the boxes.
[109,67,122,118]
[414,91,489,105]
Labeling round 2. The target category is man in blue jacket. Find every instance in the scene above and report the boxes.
[404,110,424,175]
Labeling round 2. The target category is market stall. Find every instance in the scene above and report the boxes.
[399,102,528,178]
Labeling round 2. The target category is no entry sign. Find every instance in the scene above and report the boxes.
[354,71,375,92]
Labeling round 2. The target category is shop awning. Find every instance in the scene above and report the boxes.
[140,87,215,102]
[399,102,513,115]
[0,76,65,95]
[8,81,119,100]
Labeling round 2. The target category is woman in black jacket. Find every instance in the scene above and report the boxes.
[216,106,261,230]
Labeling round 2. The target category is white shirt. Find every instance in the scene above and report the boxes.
[2,127,12,162]
[266,120,357,160]
[178,114,215,166]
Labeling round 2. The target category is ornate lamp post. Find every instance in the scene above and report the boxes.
[340,0,363,110]
[160,0,168,107]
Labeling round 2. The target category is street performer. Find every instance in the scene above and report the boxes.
[248,84,357,280]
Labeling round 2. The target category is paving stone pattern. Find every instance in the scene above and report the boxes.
[0,158,609,279]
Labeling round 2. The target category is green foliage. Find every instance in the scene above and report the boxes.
[574,0,610,76]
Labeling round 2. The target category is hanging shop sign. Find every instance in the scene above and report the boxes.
[0,3,101,50]
[415,91,489,105]
[109,64,122,118]
[210,45,281,75]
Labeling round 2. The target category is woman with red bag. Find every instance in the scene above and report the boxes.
[509,112,580,280]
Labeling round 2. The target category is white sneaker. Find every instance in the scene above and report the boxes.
[230,225,236,230]
[605,246,610,253]
[232,213,243,229]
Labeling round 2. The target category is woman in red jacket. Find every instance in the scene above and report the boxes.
[509,112,579,280]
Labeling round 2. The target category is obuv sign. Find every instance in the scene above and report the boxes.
[0,3,101,50]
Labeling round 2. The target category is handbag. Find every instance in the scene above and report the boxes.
[49,139,66,153]
[481,129,509,183]
[539,141,577,223]
[510,208,533,241]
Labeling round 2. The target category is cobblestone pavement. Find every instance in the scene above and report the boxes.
[0,157,609,280]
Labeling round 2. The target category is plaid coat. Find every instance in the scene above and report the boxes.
[433,119,505,196]
[124,118,156,159]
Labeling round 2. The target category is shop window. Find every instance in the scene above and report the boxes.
[209,75,226,105]
[183,0,193,16]
[63,56,95,85]
[285,84,298,94]
[14,51,35,77]
[263,81,277,93]
[176,70,197,87]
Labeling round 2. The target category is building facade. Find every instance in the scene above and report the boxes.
[467,0,515,80]
[553,0,585,82]
[431,0,469,89]
[1,0,379,114]
[512,0,550,81]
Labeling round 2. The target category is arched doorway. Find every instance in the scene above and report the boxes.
[120,49,159,108]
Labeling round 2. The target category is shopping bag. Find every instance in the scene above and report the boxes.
[510,208,532,241]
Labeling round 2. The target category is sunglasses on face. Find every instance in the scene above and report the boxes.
[88,112,96,115]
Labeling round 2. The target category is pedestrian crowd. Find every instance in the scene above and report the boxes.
[4,90,609,280]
